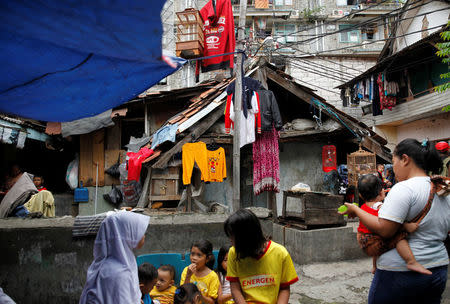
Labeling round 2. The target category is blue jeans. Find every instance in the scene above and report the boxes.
[368,265,448,304]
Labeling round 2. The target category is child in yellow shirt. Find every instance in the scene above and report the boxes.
[150,264,178,304]
[180,240,220,304]
[224,209,299,304]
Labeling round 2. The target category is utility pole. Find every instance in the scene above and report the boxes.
[232,0,247,213]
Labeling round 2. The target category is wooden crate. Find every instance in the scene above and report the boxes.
[282,191,345,226]
[149,166,181,202]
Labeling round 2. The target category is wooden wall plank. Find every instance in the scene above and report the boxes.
[104,150,122,186]
[79,134,94,187]
[92,129,105,187]
[105,123,122,186]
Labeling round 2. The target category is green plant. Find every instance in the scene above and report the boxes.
[301,6,324,23]
[435,21,450,96]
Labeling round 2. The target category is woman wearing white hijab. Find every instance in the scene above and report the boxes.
[80,211,149,304]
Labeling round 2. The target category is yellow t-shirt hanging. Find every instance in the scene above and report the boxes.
[180,267,220,301]
[150,285,177,304]
[226,241,298,304]
[206,147,226,182]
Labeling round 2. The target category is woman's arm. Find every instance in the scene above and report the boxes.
[230,281,246,304]
[277,285,290,304]
[343,203,401,238]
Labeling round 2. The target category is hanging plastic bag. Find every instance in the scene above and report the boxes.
[66,154,79,190]
[105,154,121,178]
[103,184,123,206]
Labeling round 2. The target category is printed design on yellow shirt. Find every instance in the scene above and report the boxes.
[194,281,208,295]
[241,274,276,290]
[208,157,218,174]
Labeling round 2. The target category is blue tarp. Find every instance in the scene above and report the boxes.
[0,1,186,122]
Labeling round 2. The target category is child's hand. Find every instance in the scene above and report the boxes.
[403,222,419,233]
[338,202,359,218]
[186,263,197,277]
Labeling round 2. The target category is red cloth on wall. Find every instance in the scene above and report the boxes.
[199,0,235,72]
[127,147,153,182]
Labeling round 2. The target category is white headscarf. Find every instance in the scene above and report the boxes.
[79,211,149,304]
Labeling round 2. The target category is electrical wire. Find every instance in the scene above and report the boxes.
[280,0,437,47]
[273,23,446,56]
[285,50,367,73]
[288,61,354,82]
[269,0,393,40]
[287,59,350,82]
[268,0,420,42]
[289,57,359,78]
[289,76,341,95]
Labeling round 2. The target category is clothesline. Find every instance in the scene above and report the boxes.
[186,50,246,62]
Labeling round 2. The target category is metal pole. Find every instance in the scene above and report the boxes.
[232,0,247,213]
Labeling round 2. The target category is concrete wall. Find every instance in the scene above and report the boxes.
[201,141,327,215]
[272,223,365,265]
[53,193,74,217]
[397,112,450,143]
[0,215,363,303]
[78,186,117,216]
[372,112,450,152]
[395,1,450,53]
[0,214,269,304]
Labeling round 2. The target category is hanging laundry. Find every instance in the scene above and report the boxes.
[356,81,364,99]
[127,147,153,181]
[377,73,396,110]
[16,131,27,149]
[383,74,399,96]
[364,78,370,99]
[253,127,280,195]
[225,91,260,148]
[226,77,262,118]
[369,75,374,103]
[206,147,226,182]
[198,0,235,73]
[1,128,14,144]
[182,142,209,185]
[256,89,283,131]
[372,76,383,116]
[151,123,178,149]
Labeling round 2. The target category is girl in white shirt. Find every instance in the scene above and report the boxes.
[216,246,234,304]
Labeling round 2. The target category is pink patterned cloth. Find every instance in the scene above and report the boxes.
[377,73,396,110]
[253,127,280,195]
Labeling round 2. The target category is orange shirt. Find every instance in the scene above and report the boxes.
[206,147,226,182]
